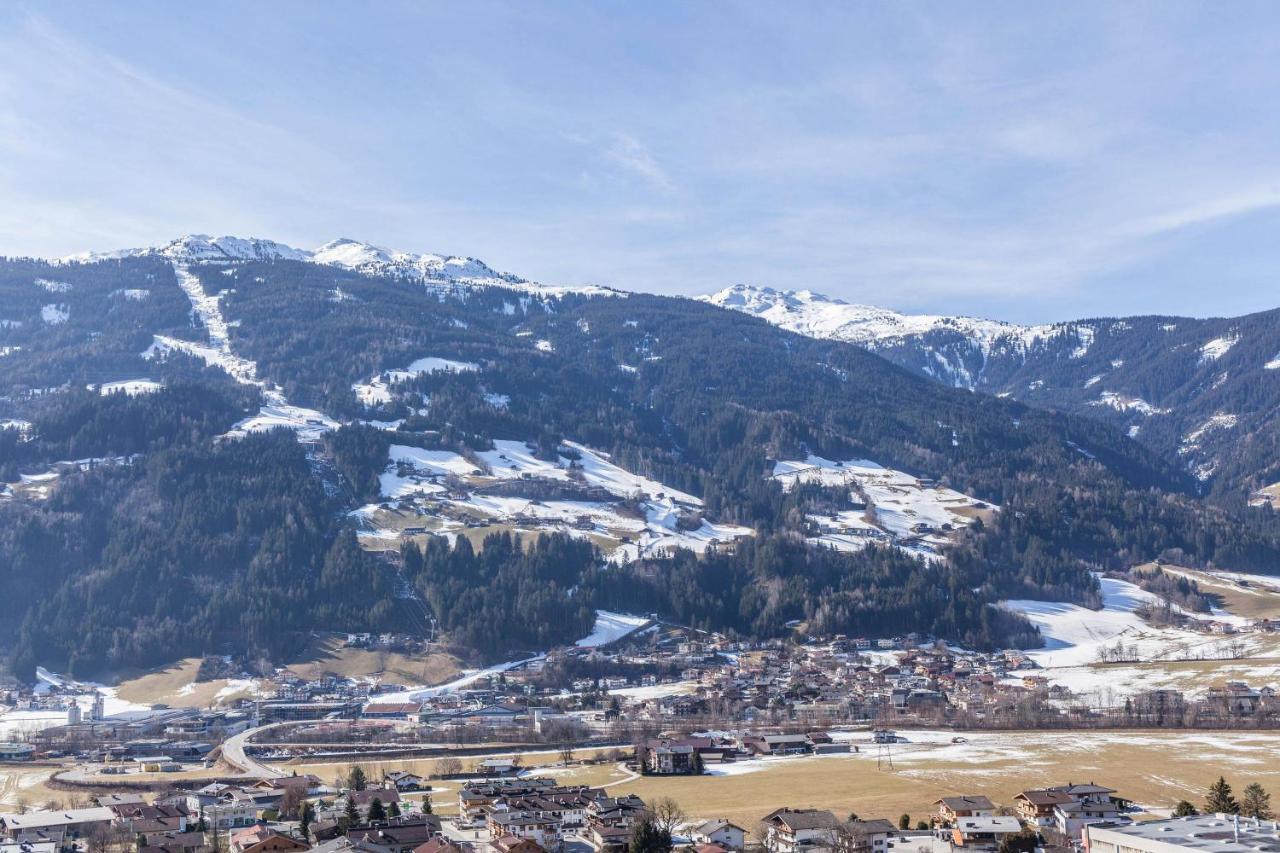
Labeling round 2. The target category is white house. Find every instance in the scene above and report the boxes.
[691,819,747,851]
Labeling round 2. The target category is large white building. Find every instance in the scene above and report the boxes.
[1086,815,1280,853]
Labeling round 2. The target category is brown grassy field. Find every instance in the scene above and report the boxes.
[1141,564,1280,621]
[269,729,1280,829]
[114,658,253,708]
[582,729,1280,830]
[274,747,627,814]
[111,638,462,707]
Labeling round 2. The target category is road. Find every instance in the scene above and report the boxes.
[220,723,287,779]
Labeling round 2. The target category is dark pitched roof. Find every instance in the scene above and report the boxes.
[936,796,995,811]
[765,809,838,831]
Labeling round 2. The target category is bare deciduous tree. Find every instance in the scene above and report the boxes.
[649,797,686,836]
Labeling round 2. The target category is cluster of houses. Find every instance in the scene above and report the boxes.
[330,635,1051,737]
[8,620,1280,776]
[758,783,1132,853]
[9,766,1254,853]
[638,732,852,775]
[0,771,439,853]
[345,629,1280,732]
[455,778,652,853]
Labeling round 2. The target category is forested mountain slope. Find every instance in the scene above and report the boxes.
[706,285,1280,504]
[3,238,1279,678]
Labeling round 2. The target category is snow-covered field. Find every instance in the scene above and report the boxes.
[3,456,138,501]
[576,611,650,647]
[225,404,342,442]
[1199,333,1238,364]
[1207,570,1280,593]
[352,438,752,560]
[1180,413,1238,455]
[1090,392,1169,416]
[772,455,992,559]
[96,379,164,396]
[40,304,69,324]
[1002,575,1278,698]
[0,668,152,739]
[696,727,1280,779]
[353,357,480,406]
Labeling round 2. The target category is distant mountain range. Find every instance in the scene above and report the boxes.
[3,235,1280,678]
[704,284,1280,500]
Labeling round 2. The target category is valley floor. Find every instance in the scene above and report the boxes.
[614,728,1277,829]
[270,728,1280,830]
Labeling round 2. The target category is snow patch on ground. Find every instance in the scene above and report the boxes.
[1180,413,1238,454]
[1003,577,1163,668]
[225,404,341,442]
[1001,575,1273,698]
[372,656,546,703]
[353,357,479,406]
[352,439,752,561]
[40,304,69,324]
[97,379,164,397]
[149,264,285,404]
[576,611,650,647]
[772,455,991,559]
[1199,333,1238,363]
[1090,392,1169,416]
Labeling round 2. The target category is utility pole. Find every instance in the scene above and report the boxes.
[876,736,894,771]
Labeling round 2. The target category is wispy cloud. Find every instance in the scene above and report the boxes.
[602,133,674,192]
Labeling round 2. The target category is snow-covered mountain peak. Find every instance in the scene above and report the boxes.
[702,283,1044,348]
[706,283,845,313]
[159,234,312,263]
[310,238,516,287]
[700,284,1101,389]
[59,234,309,264]
[58,235,617,297]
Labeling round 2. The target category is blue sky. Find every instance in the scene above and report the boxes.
[2,2,1279,322]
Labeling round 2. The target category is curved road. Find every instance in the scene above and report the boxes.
[220,723,288,779]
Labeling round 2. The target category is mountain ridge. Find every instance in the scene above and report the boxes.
[53,233,616,298]
[6,240,1280,678]
[706,283,1280,498]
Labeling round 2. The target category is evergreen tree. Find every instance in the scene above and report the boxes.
[898,815,911,830]
[367,798,387,822]
[1173,801,1199,817]
[348,766,368,792]
[1241,783,1273,820]
[387,801,401,818]
[629,815,673,853]
[691,752,704,775]
[299,802,314,841]
[342,797,360,830]
[421,794,433,814]
[1206,777,1239,815]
